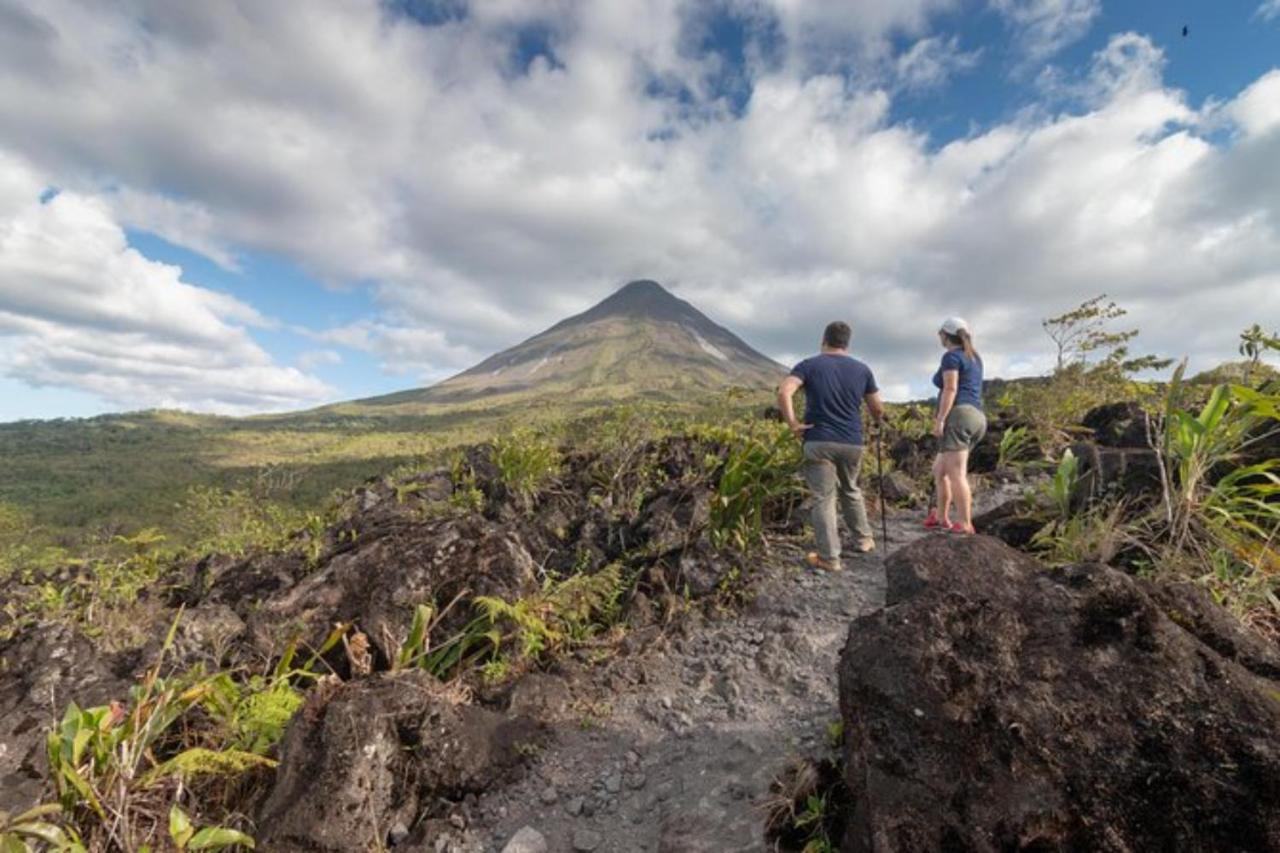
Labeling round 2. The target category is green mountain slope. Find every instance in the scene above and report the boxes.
[350,279,783,408]
[0,280,783,546]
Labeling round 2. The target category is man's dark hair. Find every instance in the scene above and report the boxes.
[823,321,851,350]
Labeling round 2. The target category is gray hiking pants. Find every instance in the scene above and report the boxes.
[803,441,873,563]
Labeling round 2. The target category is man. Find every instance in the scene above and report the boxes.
[777,321,885,571]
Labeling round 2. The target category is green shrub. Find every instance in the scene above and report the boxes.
[997,426,1037,468]
[475,564,625,661]
[701,423,803,551]
[492,429,562,503]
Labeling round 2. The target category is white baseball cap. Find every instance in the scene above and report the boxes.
[940,317,969,335]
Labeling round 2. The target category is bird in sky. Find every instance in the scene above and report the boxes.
[1182,25,1189,37]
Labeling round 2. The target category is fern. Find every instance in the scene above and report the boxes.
[476,565,624,661]
[142,748,276,786]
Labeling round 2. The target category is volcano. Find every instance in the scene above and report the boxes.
[361,280,785,405]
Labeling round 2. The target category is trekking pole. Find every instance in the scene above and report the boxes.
[875,419,889,548]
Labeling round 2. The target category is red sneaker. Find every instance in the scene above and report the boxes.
[923,511,942,530]
[946,521,975,535]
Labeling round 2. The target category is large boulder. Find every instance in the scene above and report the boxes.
[838,535,1280,852]
[257,670,539,852]
[971,498,1045,549]
[1069,441,1163,508]
[0,624,132,813]
[1081,401,1152,448]
[244,515,540,665]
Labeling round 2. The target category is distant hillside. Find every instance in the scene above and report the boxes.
[352,280,784,407]
[0,281,785,547]
[1189,360,1280,386]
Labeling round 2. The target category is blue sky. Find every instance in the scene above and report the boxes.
[0,0,1278,420]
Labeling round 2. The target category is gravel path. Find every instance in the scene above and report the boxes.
[470,509,936,853]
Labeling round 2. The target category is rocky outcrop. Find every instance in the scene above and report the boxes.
[257,670,540,852]
[1069,441,1163,508]
[1081,401,1152,448]
[970,498,1045,549]
[0,624,132,813]
[838,535,1280,852]
[244,515,542,666]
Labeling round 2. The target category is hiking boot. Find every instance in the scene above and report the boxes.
[854,538,876,554]
[805,552,842,572]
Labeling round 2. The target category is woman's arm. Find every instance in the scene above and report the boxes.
[934,370,958,438]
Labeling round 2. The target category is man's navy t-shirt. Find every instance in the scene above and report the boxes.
[790,354,878,445]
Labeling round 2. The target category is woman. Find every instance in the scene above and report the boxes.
[924,317,986,534]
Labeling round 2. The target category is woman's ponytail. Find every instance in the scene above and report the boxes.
[958,329,979,363]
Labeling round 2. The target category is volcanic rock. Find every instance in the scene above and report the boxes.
[0,625,131,813]
[839,535,1280,852]
[1070,441,1163,508]
[1082,401,1152,448]
[257,670,539,852]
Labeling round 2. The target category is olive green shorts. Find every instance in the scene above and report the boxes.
[940,404,987,452]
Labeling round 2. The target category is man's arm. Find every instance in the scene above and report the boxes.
[777,375,809,439]
[865,390,885,423]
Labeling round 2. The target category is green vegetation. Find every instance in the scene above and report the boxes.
[19,613,343,852]
[476,564,625,663]
[492,428,563,504]
[700,421,803,551]
[0,388,774,564]
[1004,295,1169,449]
[1151,364,1280,626]
[1024,324,1280,636]
[2,295,1277,849]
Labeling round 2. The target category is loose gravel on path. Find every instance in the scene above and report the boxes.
[474,511,938,853]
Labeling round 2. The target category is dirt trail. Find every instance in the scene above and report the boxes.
[469,510,939,853]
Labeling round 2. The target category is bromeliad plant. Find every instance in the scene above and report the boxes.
[1145,361,1280,631]
[39,612,343,851]
[1157,363,1280,565]
[0,804,84,852]
[996,425,1038,469]
[704,423,803,551]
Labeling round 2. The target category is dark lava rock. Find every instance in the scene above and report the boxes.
[637,485,713,556]
[839,535,1280,852]
[1070,441,1163,509]
[1082,401,1152,448]
[877,471,918,506]
[505,672,573,722]
[257,670,539,852]
[244,515,540,664]
[1141,578,1280,681]
[0,625,132,812]
[972,498,1045,549]
[888,435,933,479]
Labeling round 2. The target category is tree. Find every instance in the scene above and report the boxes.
[1238,323,1280,386]
[1042,294,1170,376]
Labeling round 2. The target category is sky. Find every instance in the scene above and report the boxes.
[0,0,1278,420]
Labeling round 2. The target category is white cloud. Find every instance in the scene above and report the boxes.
[0,4,1277,410]
[1258,0,1280,22]
[312,321,480,384]
[0,153,332,414]
[1227,70,1280,137]
[992,0,1101,62]
[895,36,983,91]
[296,349,342,370]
